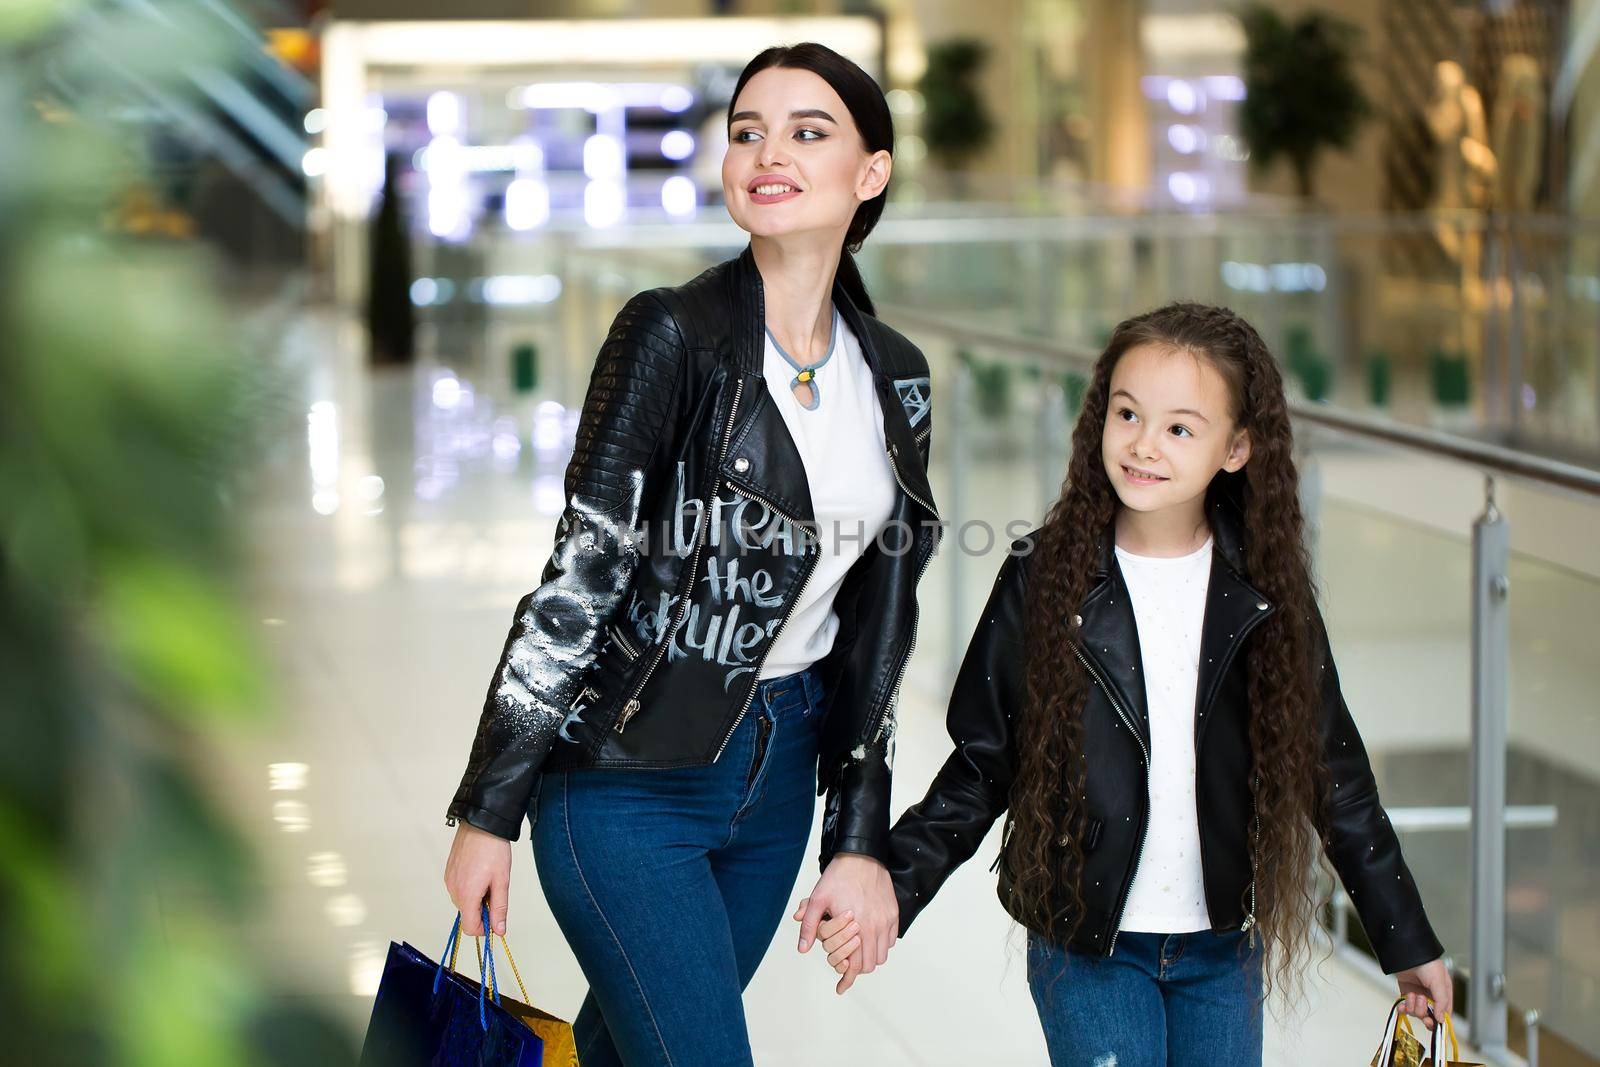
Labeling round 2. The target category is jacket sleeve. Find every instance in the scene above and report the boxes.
[446,290,685,840]
[886,544,1029,935]
[818,397,936,867]
[1314,608,1446,974]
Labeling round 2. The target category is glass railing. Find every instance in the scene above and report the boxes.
[420,230,1600,1066]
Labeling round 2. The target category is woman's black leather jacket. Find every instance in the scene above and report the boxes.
[887,499,1444,974]
[447,246,942,870]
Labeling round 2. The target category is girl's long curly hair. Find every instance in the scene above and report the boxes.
[1011,302,1328,1003]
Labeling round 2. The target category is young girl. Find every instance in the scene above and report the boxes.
[807,303,1451,1065]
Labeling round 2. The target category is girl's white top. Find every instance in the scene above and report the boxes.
[1114,535,1215,933]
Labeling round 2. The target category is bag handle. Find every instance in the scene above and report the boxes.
[433,906,503,1031]
[1372,996,1418,1065]
[1427,1004,1463,1063]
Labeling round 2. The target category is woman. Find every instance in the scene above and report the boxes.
[442,42,938,1066]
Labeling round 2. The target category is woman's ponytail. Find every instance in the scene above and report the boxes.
[835,246,875,318]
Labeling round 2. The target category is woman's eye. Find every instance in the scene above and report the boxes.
[794,128,826,142]
[732,129,762,143]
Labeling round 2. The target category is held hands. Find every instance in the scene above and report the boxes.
[793,853,898,994]
[443,822,512,936]
[1396,957,1453,1031]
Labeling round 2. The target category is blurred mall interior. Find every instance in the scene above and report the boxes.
[5,0,1600,1064]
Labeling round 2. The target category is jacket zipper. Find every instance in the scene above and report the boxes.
[609,624,639,661]
[1072,642,1149,956]
[709,483,820,762]
[616,377,745,733]
[862,439,942,746]
[1242,772,1260,946]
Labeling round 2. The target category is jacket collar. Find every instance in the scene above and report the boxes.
[1077,486,1273,749]
[721,244,939,523]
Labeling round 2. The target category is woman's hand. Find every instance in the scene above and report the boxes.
[444,821,512,936]
[794,853,898,991]
[1396,957,1453,1031]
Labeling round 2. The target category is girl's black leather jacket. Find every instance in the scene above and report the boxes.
[447,246,942,871]
[887,499,1444,974]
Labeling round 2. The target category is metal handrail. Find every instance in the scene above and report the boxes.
[876,302,1600,499]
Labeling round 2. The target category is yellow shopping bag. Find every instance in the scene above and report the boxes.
[1370,997,1484,1067]
[455,928,581,1067]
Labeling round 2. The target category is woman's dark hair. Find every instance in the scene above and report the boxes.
[1012,302,1327,1007]
[727,42,892,316]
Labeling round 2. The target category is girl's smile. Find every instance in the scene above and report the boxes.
[747,174,803,204]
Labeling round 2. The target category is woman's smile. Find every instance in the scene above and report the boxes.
[747,174,803,204]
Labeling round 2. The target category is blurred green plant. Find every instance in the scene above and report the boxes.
[1,3,350,1064]
[1236,3,1371,201]
[957,348,1013,420]
[1429,346,1473,409]
[918,39,996,174]
[1283,324,1332,402]
[1366,348,1392,408]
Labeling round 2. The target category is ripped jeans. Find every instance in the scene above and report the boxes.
[1027,929,1263,1067]
[530,667,825,1067]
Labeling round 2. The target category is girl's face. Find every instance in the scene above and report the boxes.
[1100,343,1252,514]
[722,66,890,244]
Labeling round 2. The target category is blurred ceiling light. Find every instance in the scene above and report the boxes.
[583,134,625,181]
[505,177,550,231]
[273,799,311,832]
[358,475,386,502]
[1167,171,1208,203]
[326,894,367,927]
[1142,15,1245,58]
[885,89,924,115]
[661,176,697,217]
[312,491,340,516]
[481,274,563,305]
[432,373,462,410]
[1203,75,1246,101]
[304,107,328,135]
[269,762,310,791]
[1165,80,1201,115]
[307,852,348,888]
[410,278,439,306]
[1166,124,1205,154]
[531,401,568,454]
[660,85,694,112]
[302,147,329,177]
[427,91,463,136]
[583,179,625,229]
[660,130,695,161]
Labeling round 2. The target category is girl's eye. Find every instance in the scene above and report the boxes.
[731,129,762,143]
[1170,424,1193,438]
[1116,407,1138,423]
[794,128,826,142]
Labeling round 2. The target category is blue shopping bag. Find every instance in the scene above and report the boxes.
[360,906,545,1067]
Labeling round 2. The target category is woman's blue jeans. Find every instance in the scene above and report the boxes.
[531,667,826,1067]
[1028,929,1264,1067]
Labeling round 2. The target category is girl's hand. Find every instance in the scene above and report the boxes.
[803,907,863,993]
[444,821,512,936]
[1395,957,1453,1031]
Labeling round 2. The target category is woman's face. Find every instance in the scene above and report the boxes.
[722,66,890,245]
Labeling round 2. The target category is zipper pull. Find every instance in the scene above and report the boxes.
[615,698,641,733]
[1241,912,1257,949]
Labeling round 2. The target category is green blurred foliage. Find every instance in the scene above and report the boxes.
[1236,3,1371,201]
[918,39,996,172]
[1,2,350,1064]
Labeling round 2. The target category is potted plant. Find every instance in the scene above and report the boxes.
[1237,4,1372,202]
[918,39,996,191]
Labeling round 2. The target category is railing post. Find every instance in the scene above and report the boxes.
[1470,475,1511,1057]
[1037,374,1065,519]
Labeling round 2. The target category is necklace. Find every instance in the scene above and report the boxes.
[766,307,838,411]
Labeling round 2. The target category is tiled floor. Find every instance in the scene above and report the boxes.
[213,300,1542,1064]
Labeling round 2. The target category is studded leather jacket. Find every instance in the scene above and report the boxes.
[887,498,1444,975]
[446,247,941,870]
